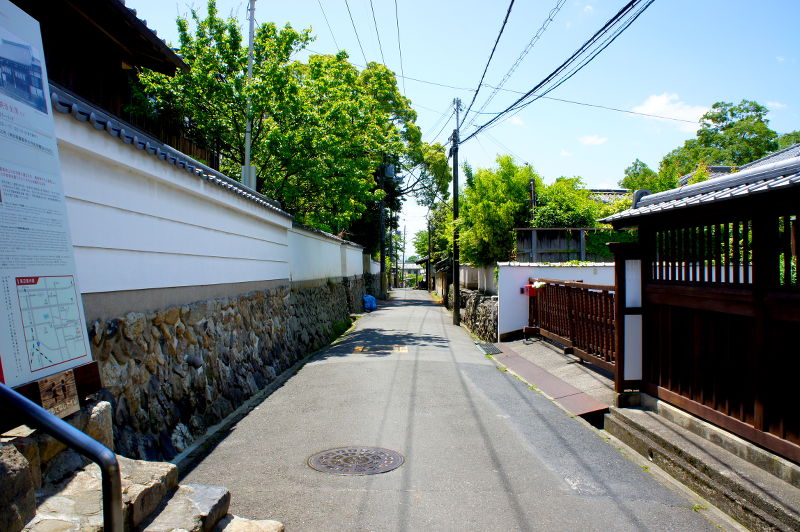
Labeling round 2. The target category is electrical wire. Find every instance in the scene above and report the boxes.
[343,0,368,64]
[463,0,566,131]
[369,0,386,64]
[316,0,340,51]
[497,0,655,127]
[423,105,455,138]
[394,0,406,95]
[429,109,456,144]
[461,0,516,128]
[462,0,655,143]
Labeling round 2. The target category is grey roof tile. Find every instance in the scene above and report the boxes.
[50,85,292,220]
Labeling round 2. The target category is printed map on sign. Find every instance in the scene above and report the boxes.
[16,276,87,372]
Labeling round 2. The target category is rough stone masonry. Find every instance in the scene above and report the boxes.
[86,276,366,461]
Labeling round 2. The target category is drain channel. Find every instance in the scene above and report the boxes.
[307,447,404,475]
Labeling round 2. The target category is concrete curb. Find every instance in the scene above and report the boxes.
[606,408,800,531]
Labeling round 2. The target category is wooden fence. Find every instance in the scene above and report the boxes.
[528,279,617,374]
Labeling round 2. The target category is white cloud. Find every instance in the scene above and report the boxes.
[632,93,707,133]
[584,5,594,13]
[776,56,786,62]
[767,101,788,110]
[509,116,525,127]
[578,134,608,146]
[560,149,572,157]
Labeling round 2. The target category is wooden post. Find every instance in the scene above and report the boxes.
[609,242,643,396]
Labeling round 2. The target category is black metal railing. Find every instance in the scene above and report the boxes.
[0,383,123,532]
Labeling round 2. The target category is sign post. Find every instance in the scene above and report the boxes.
[0,1,93,417]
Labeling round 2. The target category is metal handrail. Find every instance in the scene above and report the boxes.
[0,383,123,532]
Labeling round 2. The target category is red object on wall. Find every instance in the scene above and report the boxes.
[523,284,538,296]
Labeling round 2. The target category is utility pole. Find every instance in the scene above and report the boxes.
[241,0,257,189]
[379,169,386,299]
[451,98,463,326]
[427,215,432,290]
[401,224,406,287]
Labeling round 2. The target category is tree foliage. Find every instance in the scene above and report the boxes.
[779,130,800,150]
[533,176,603,228]
[619,99,787,193]
[132,0,448,233]
[459,156,536,266]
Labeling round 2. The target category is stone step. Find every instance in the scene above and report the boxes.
[213,515,284,532]
[141,484,230,532]
[23,455,178,531]
[605,407,800,532]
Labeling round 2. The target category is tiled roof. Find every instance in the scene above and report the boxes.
[739,142,800,169]
[677,166,734,186]
[292,222,365,248]
[50,84,292,219]
[601,155,800,225]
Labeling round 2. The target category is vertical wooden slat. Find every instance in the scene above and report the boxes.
[714,223,722,283]
[783,214,791,286]
[733,220,741,284]
[743,219,751,284]
[723,222,730,283]
[699,225,706,283]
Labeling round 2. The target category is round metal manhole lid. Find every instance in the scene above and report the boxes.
[307,446,405,475]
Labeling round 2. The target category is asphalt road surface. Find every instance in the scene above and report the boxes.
[182,289,721,532]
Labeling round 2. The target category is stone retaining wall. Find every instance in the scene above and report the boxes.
[88,277,364,461]
[447,287,498,343]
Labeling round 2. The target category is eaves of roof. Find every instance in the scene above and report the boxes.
[601,156,800,226]
[50,84,292,220]
[291,222,365,248]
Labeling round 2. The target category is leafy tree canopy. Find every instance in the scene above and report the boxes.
[620,99,787,193]
[533,176,603,229]
[778,130,800,150]
[460,156,536,266]
[133,0,448,233]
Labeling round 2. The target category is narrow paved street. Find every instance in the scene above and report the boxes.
[183,289,718,531]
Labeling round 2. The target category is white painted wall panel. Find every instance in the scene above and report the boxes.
[56,114,293,293]
[343,245,364,277]
[497,263,615,337]
[74,247,287,293]
[289,228,342,281]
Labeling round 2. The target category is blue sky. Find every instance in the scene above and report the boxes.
[129,0,800,254]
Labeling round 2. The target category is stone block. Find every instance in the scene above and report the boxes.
[0,443,37,532]
[213,515,284,532]
[143,484,230,532]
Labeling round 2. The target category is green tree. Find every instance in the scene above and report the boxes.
[778,130,800,149]
[133,1,448,233]
[533,176,602,228]
[459,156,536,265]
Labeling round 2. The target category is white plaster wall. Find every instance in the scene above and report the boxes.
[476,266,497,295]
[56,115,292,293]
[289,227,343,281]
[343,245,364,277]
[497,262,615,338]
[370,260,380,275]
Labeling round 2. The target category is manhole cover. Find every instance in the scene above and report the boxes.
[476,342,502,355]
[307,447,405,475]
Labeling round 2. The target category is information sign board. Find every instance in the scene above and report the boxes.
[0,1,92,388]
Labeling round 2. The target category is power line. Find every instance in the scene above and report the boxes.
[394,0,406,95]
[462,0,655,143]
[481,87,696,124]
[423,104,454,138]
[501,0,655,124]
[461,0,516,128]
[316,0,340,51]
[369,0,386,64]
[429,109,456,144]
[464,0,566,131]
[343,0,368,64]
